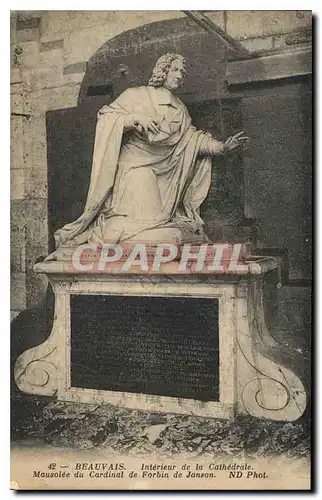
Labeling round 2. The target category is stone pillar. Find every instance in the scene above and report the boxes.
[11,12,81,315]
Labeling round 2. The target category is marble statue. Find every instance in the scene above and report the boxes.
[54,53,248,248]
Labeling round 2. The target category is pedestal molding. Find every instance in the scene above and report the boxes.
[14,266,307,421]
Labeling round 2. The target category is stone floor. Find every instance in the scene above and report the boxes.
[11,393,310,459]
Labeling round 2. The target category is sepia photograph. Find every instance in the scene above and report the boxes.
[10,9,312,490]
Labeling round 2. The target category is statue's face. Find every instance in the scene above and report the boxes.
[164,59,185,90]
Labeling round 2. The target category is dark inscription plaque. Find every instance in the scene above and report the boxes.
[70,295,219,401]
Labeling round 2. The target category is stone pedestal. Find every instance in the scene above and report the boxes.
[14,257,307,421]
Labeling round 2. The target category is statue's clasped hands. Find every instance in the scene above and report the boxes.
[223,131,250,153]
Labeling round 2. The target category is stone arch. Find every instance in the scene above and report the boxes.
[77,16,241,108]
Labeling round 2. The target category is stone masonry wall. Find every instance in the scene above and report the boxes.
[10,10,312,317]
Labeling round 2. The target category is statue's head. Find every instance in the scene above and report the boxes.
[148,53,187,90]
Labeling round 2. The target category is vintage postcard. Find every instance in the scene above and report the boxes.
[10,10,312,491]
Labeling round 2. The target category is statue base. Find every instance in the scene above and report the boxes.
[14,255,307,421]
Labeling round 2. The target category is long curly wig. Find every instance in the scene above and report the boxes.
[148,53,187,87]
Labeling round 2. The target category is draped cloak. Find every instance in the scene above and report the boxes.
[53,86,214,248]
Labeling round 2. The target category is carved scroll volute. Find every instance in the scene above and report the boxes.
[14,290,67,397]
[237,279,307,421]
[14,346,58,396]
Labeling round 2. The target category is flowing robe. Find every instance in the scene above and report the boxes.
[54,86,221,248]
